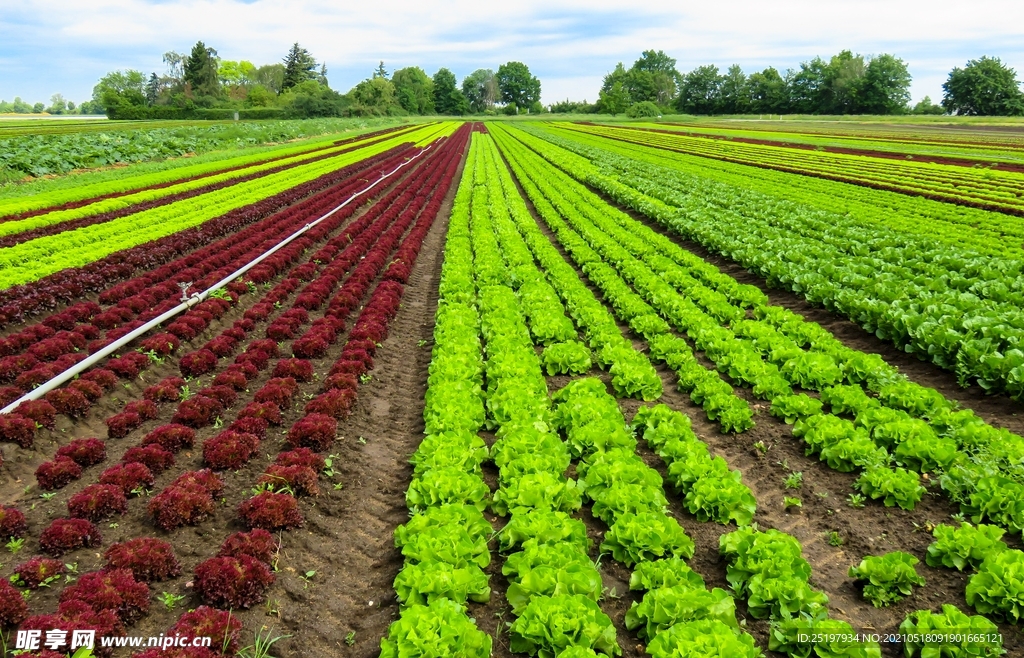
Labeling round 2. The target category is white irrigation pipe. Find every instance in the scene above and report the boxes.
[1,143,435,415]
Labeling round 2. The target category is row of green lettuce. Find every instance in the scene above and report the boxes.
[569,123,1024,213]
[527,123,1024,403]
[491,124,1017,657]
[493,123,1024,536]
[0,123,457,290]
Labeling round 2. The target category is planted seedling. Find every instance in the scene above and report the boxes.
[159,591,186,610]
[784,497,802,511]
[784,472,803,489]
[828,531,843,547]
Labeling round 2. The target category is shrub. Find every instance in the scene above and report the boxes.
[106,411,142,438]
[170,606,243,655]
[0,579,29,627]
[193,555,275,609]
[276,447,325,472]
[104,537,181,582]
[305,389,354,419]
[122,445,175,474]
[218,529,277,564]
[100,462,156,495]
[69,378,104,402]
[172,395,223,428]
[36,456,83,490]
[237,492,303,531]
[13,556,66,589]
[0,414,35,448]
[180,350,218,377]
[68,484,128,522]
[125,399,159,421]
[0,505,27,539]
[45,388,91,417]
[16,399,57,429]
[258,464,320,496]
[60,568,149,624]
[40,518,101,556]
[203,431,259,470]
[149,484,215,531]
[239,401,282,425]
[286,413,337,451]
[212,369,248,391]
[273,358,314,382]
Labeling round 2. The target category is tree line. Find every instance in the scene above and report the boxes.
[586,51,1024,117]
[85,41,543,119]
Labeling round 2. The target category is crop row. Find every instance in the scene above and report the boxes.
[0,124,468,654]
[568,123,1024,215]
[0,142,416,328]
[550,124,1024,255]
[493,123,1024,536]
[0,123,456,289]
[0,124,417,223]
[0,127,421,250]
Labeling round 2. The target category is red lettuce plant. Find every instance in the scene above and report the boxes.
[286,413,337,451]
[212,369,248,391]
[238,401,282,425]
[198,385,236,408]
[258,464,319,497]
[0,579,29,627]
[99,463,155,495]
[44,388,91,417]
[144,376,186,403]
[104,537,181,582]
[141,424,195,452]
[148,484,215,531]
[139,333,180,356]
[106,410,142,438]
[276,447,325,472]
[304,389,354,419]
[248,339,279,358]
[69,378,104,402]
[272,358,314,383]
[122,444,175,473]
[228,415,268,439]
[172,395,223,428]
[13,556,65,588]
[125,399,159,421]
[67,484,128,522]
[192,555,274,609]
[203,431,259,470]
[0,414,35,447]
[180,349,218,377]
[56,437,106,466]
[16,399,57,429]
[81,368,118,390]
[237,492,303,531]
[36,456,83,490]
[170,606,243,654]
[0,505,27,539]
[218,529,277,564]
[171,469,224,496]
[40,518,101,556]
[60,568,150,624]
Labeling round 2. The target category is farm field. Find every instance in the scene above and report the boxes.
[1,117,1024,658]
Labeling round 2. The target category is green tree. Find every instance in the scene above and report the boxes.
[677,65,723,114]
[462,69,497,113]
[822,50,866,113]
[245,85,275,108]
[282,43,319,91]
[860,54,911,114]
[93,70,147,111]
[393,67,434,114]
[32,103,45,114]
[219,60,257,87]
[911,96,944,115]
[432,68,469,115]
[47,93,68,115]
[788,57,828,113]
[351,76,398,110]
[597,63,631,114]
[256,64,286,94]
[747,67,788,113]
[718,64,748,114]
[628,50,679,105]
[183,41,221,98]
[496,61,541,110]
[942,57,1024,116]
[373,61,388,79]
[145,73,160,106]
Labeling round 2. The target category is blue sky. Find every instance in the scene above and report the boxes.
[2,0,1022,107]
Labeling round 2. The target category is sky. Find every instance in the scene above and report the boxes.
[1,0,1022,108]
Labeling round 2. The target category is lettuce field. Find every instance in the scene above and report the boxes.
[0,117,1023,658]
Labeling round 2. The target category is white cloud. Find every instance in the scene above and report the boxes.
[1,0,1022,105]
